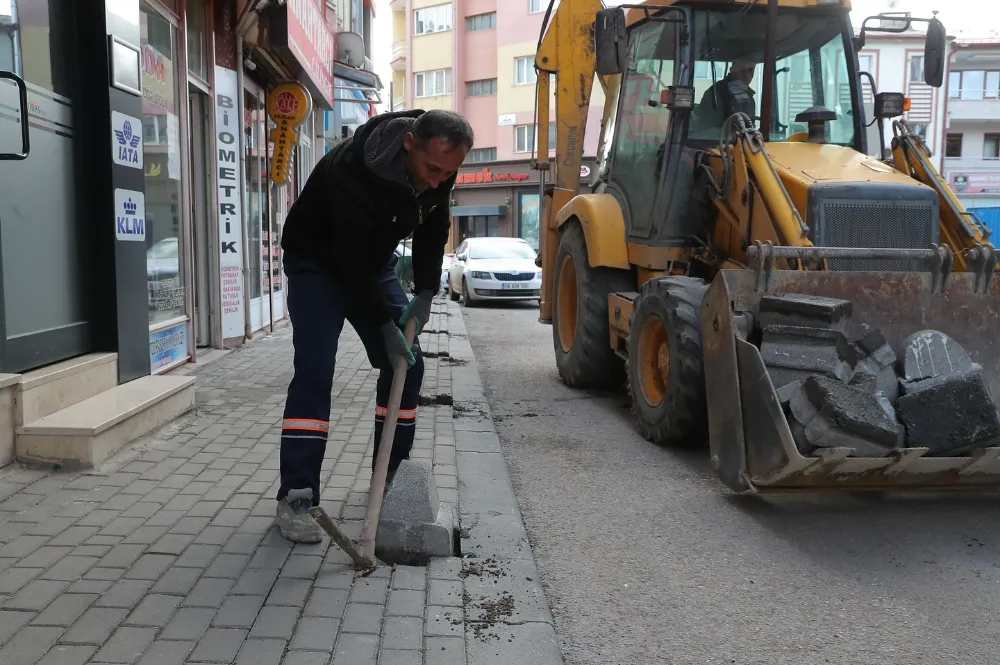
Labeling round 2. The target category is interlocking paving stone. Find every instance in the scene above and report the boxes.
[0,302,561,665]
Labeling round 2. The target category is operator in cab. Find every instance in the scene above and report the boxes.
[273,108,474,544]
[697,59,758,129]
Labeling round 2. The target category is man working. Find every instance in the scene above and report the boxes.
[274,108,474,544]
[696,59,758,130]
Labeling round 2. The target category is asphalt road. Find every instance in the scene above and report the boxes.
[461,300,1000,665]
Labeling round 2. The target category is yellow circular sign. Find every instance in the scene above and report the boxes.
[266,82,312,125]
[267,82,312,187]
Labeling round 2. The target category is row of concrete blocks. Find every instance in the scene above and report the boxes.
[757,292,1000,458]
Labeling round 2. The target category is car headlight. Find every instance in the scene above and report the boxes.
[470,271,491,279]
[535,272,543,279]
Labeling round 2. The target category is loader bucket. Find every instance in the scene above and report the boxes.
[702,242,1000,493]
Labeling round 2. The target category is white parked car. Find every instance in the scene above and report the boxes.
[448,237,542,306]
[440,252,455,295]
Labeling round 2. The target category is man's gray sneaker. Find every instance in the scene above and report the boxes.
[276,487,323,543]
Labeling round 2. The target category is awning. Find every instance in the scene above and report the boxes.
[452,205,506,216]
[334,61,382,90]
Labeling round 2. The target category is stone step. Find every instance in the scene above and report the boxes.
[15,375,196,469]
[16,352,119,426]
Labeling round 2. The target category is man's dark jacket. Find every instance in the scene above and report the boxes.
[280,109,455,328]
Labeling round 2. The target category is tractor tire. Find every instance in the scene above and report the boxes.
[627,276,709,447]
[551,221,633,389]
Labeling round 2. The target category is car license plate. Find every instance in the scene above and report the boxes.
[501,282,520,290]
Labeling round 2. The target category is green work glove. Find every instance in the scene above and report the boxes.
[380,321,417,368]
[399,290,434,335]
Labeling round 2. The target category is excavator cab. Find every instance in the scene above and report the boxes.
[536,0,1000,494]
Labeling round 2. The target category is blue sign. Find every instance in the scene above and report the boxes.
[149,322,188,372]
[114,188,145,241]
[111,111,143,169]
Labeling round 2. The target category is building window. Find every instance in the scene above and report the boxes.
[950,70,1000,100]
[515,56,537,85]
[909,56,924,83]
[186,0,208,80]
[529,0,543,13]
[466,78,497,96]
[467,147,497,163]
[945,134,963,158]
[140,4,186,327]
[414,3,452,35]
[466,12,496,31]
[984,135,1000,160]
[514,124,555,153]
[415,69,453,97]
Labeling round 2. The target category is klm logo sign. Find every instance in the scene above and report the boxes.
[114,189,146,242]
[111,111,144,170]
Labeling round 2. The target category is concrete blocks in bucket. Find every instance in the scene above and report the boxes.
[375,459,456,566]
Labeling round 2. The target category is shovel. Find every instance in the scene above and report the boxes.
[309,317,418,572]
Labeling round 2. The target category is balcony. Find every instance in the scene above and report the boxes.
[391,40,406,70]
[389,0,404,11]
[393,97,405,111]
[947,96,1000,123]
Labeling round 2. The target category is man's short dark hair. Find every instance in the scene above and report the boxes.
[412,110,475,152]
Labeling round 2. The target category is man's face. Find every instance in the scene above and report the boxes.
[732,66,755,85]
[403,134,468,191]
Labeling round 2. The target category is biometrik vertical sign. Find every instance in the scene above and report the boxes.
[214,66,245,339]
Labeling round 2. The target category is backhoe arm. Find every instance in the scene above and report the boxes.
[889,119,992,271]
[533,0,604,322]
[706,114,814,269]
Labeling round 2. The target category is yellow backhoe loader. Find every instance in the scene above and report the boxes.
[532,0,1000,493]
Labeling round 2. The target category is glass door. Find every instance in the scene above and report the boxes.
[0,0,90,372]
[188,88,212,346]
[243,80,268,331]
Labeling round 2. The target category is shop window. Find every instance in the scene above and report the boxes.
[984,135,1000,160]
[466,78,497,97]
[245,88,266,302]
[414,4,452,35]
[468,147,497,163]
[186,0,208,80]
[514,124,555,153]
[518,192,541,250]
[466,12,496,31]
[465,215,501,238]
[515,56,537,85]
[141,4,186,326]
[415,68,452,97]
[946,134,963,158]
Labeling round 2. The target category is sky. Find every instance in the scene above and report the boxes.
[369,0,988,114]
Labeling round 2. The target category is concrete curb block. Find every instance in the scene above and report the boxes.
[442,300,566,665]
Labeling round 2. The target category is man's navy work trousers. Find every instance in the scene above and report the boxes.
[276,250,424,506]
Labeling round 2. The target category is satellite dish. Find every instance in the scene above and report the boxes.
[337,32,366,68]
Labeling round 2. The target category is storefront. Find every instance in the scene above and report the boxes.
[450,158,599,251]
[0,0,217,380]
[235,0,336,335]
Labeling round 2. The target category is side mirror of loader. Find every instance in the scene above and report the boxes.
[923,17,946,88]
[595,8,627,75]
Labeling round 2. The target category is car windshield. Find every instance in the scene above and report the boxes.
[687,8,856,146]
[468,242,537,260]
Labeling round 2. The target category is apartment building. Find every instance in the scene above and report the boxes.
[323,0,382,149]
[853,28,952,171]
[389,0,605,250]
[942,40,1000,232]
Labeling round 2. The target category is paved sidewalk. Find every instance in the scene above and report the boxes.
[0,299,563,665]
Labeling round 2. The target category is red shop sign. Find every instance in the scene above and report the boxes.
[286,0,335,108]
[456,167,530,185]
